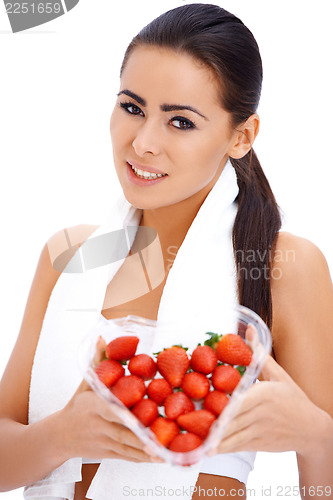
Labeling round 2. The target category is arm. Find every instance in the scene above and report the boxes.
[0,225,153,492]
[0,236,72,491]
[214,232,333,498]
[270,233,333,492]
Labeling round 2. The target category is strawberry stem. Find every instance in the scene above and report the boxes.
[173,344,189,351]
[203,332,221,348]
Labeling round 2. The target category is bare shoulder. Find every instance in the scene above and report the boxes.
[270,231,333,413]
[271,231,332,294]
[46,223,100,273]
[47,224,99,247]
[273,230,330,267]
[271,230,332,315]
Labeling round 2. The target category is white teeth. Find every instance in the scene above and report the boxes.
[130,164,166,180]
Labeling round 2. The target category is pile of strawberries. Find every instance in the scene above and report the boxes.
[95,331,253,453]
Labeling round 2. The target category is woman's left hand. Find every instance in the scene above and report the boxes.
[213,354,330,458]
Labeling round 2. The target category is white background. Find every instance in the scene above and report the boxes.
[0,1,332,498]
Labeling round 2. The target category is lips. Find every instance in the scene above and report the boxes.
[126,162,168,186]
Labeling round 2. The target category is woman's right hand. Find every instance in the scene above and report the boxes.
[56,337,160,464]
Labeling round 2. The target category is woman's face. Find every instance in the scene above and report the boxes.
[110,46,237,209]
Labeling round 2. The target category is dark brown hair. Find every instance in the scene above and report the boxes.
[120,3,282,330]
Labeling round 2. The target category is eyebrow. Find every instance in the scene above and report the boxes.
[117,89,208,121]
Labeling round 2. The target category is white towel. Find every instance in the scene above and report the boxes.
[24,159,256,500]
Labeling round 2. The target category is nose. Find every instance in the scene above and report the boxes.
[132,119,162,157]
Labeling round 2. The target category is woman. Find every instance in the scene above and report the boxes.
[0,3,332,500]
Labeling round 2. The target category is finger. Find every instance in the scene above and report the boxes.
[95,335,107,363]
[227,384,264,417]
[105,422,164,462]
[217,424,259,454]
[99,401,132,425]
[245,323,260,348]
[101,412,164,462]
[221,402,261,440]
[206,392,260,457]
[105,436,159,462]
[217,421,262,453]
[93,336,107,367]
[108,421,147,450]
[143,445,164,462]
[260,354,292,382]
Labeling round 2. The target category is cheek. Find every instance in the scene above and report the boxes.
[110,109,130,149]
[199,129,233,165]
[178,133,226,172]
[109,110,118,144]
[170,133,211,162]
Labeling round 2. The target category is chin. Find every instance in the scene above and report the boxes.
[122,191,157,210]
[123,191,175,211]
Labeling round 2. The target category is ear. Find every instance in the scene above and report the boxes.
[228,114,260,159]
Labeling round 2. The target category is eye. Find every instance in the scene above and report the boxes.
[170,116,196,130]
[119,101,144,116]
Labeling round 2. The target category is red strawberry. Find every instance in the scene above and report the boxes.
[95,359,125,388]
[164,392,195,420]
[156,346,190,387]
[147,378,173,405]
[128,354,157,380]
[215,334,253,366]
[132,398,159,427]
[211,365,241,393]
[181,372,210,400]
[190,345,218,374]
[150,417,180,447]
[204,390,229,416]
[111,375,146,408]
[168,432,203,452]
[177,409,216,439]
[106,336,139,362]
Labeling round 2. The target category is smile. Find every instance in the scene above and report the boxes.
[129,163,168,180]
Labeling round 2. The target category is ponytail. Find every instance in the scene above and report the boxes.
[231,150,282,330]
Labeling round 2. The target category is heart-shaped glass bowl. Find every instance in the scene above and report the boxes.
[78,305,271,466]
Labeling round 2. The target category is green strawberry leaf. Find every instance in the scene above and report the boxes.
[153,345,189,355]
[203,331,221,348]
[236,365,246,376]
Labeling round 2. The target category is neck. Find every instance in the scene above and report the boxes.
[139,170,222,271]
